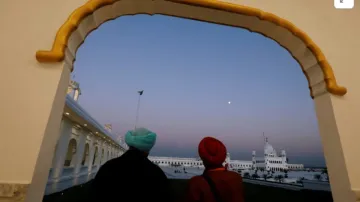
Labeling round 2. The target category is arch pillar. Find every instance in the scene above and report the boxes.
[0,62,69,202]
[73,129,86,185]
[0,0,79,197]
[87,141,96,172]
[96,143,104,168]
[101,143,108,165]
[105,148,110,162]
[49,118,73,189]
[85,140,95,180]
[315,93,360,202]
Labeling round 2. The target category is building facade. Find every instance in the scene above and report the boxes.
[45,81,127,195]
[149,137,304,171]
[252,138,304,171]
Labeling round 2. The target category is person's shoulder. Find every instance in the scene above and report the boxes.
[104,157,119,166]
[187,175,207,189]
[145,159,166,174]
[226,170,242,176]
[144,158,158,167]
[189,175,205,184]
[225,171,243,181]
[98,157,121,172]
[227,170,241,175]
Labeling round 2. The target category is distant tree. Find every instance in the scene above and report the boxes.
[243,172,250,179]
[262,174,268,181]
[274,175,284,183]
[314,174,323,181]
[321,168,329,181]
[280,175,284,182]
[296,177,305,184]
[251,173,260,179]
[321,168,328,175]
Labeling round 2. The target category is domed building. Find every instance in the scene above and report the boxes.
[251,137,304,171]
[149,137,304,171]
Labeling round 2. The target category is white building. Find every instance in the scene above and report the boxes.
[45,80,127,195]
[149,137,304,171]
[149,156,205,168]
[252,137,304,171]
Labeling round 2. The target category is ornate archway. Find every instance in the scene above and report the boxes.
[1,0,359,202]
[35,0,346,99]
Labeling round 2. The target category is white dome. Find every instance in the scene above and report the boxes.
[264,142,277,156]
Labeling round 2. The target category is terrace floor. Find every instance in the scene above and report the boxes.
[43,179,333,202]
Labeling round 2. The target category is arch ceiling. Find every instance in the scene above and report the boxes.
[35,0,347,98]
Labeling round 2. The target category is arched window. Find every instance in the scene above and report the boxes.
[92,147,98,165]
[100,149,105,165]
[64,139,77,167]
[81,143,90,166]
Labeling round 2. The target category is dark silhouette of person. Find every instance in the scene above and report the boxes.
[89,128,172,202]
[185,137,245,202]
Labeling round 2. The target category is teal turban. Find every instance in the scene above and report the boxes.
[125,128,157,152]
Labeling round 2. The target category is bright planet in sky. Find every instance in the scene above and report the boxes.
[228,101,231,104]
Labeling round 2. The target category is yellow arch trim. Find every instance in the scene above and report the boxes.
[35,0,347,98]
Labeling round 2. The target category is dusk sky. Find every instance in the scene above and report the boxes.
[73,15,325,167]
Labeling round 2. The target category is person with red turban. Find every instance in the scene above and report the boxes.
[185,137,245,202]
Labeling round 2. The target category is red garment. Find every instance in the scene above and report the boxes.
[185,170,245,202]
[198,137,227,166]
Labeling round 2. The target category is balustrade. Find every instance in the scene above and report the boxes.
[79,166,88,174]
[62,167,75,177]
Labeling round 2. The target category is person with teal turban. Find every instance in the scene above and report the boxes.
[89,128,172,202]
[125,127,157,152]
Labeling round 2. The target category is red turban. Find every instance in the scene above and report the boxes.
[198,137,227,166]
